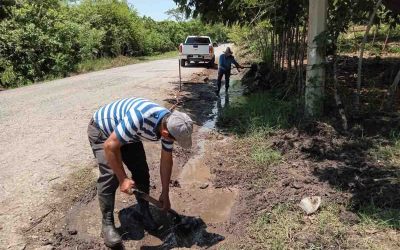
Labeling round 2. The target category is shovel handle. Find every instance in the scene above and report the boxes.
[131,189,162,207]
[131,189,180,218]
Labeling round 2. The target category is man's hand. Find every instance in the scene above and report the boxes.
[159,191,171,211]
[120,178,135,194]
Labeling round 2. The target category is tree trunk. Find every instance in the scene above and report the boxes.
[372,25,377,46]
[385,68,400,110]
[276,32,282,70]
[288,28,293,73]
[293,27,298,84]
[382,28,390,52]
[355,0,382,110]
[333,57,348,131]
[299,25,307,96]
[272,31,276,69]
[280,31,286,70]
[305,0,328,118]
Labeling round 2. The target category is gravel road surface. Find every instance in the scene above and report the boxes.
[0,55,217,248]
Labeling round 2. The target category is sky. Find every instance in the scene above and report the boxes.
[128,0,178,21]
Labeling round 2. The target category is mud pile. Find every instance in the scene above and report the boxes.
[119,206,224,249]
[208,119,400,234]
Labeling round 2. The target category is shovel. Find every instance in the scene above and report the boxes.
[130,188,182,224]
[131,189,204,236]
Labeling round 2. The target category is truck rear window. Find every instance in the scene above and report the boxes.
[185,37,211,44]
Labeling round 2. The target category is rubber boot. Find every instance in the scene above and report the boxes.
[99,194,122,248]
[137,198,159,231]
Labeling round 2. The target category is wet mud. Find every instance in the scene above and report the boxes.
[119,205,224,249]
[24,67,241,249]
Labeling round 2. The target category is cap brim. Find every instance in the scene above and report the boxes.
[177,134,192,149]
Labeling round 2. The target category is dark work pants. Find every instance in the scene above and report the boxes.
[217,70,231,93]
[87,119,150,196]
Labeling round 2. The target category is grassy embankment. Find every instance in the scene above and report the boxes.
[338,25,400,55]
[76,51,178,74]
[216,82,400,249]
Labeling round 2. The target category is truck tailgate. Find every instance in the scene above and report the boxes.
[182,44,209,55]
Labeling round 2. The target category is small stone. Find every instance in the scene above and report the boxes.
[200,183,209,189]
[299,196,321,215]
[291,182,302,189]
[169,180,181,188]
[42,239,52,246]
[339,210,360,225]
[67,229,77,235]
[282,179,291,187]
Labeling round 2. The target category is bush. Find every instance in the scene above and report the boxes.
[0,0,229,88]
[0,1,81,86]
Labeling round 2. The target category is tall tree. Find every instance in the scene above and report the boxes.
[305,0,328,118]
[355,0,383,110]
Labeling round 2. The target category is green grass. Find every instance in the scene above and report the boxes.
[3,51,178,89]
[248,204,303,250]
[216,91,291,190]
[338,26,400,55]
[359,204,400,230]
[251,144,282,166]
[370,131,400,165]
[246,202,399,250]
[388,45,400,54]
[76,51,178,73]
[216,92,295,135]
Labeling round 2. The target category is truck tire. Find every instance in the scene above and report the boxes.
[180,59,186,67]
[208,56,215,68]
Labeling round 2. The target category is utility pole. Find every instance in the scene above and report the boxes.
[305,0,328,118]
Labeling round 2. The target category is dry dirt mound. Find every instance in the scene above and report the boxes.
[207,120,400,236]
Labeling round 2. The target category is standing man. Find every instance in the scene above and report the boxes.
[216,47,243,96]
[87,97,193,248]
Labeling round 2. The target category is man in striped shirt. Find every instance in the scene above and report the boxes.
[87,97,193,248]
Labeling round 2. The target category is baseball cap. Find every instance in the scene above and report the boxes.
[166,110,193,149]
[225,47,233,55]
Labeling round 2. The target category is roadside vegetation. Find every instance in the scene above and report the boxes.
[214,87,400,249]
[76,51,178,74]
[171,0,400,249]
[0,0,228,88]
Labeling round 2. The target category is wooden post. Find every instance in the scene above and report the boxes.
[305,0,328,118]
[178,59,182,91]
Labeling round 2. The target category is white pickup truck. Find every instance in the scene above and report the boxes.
[179,36,216,67]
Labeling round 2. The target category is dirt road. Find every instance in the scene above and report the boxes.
[0,47,230,249]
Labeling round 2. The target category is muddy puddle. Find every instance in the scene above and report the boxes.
[173,80,244,223]
[48,79,244,249]
[202,80,244,130]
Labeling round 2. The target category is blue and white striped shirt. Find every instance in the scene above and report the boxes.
[93,97,173,152]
